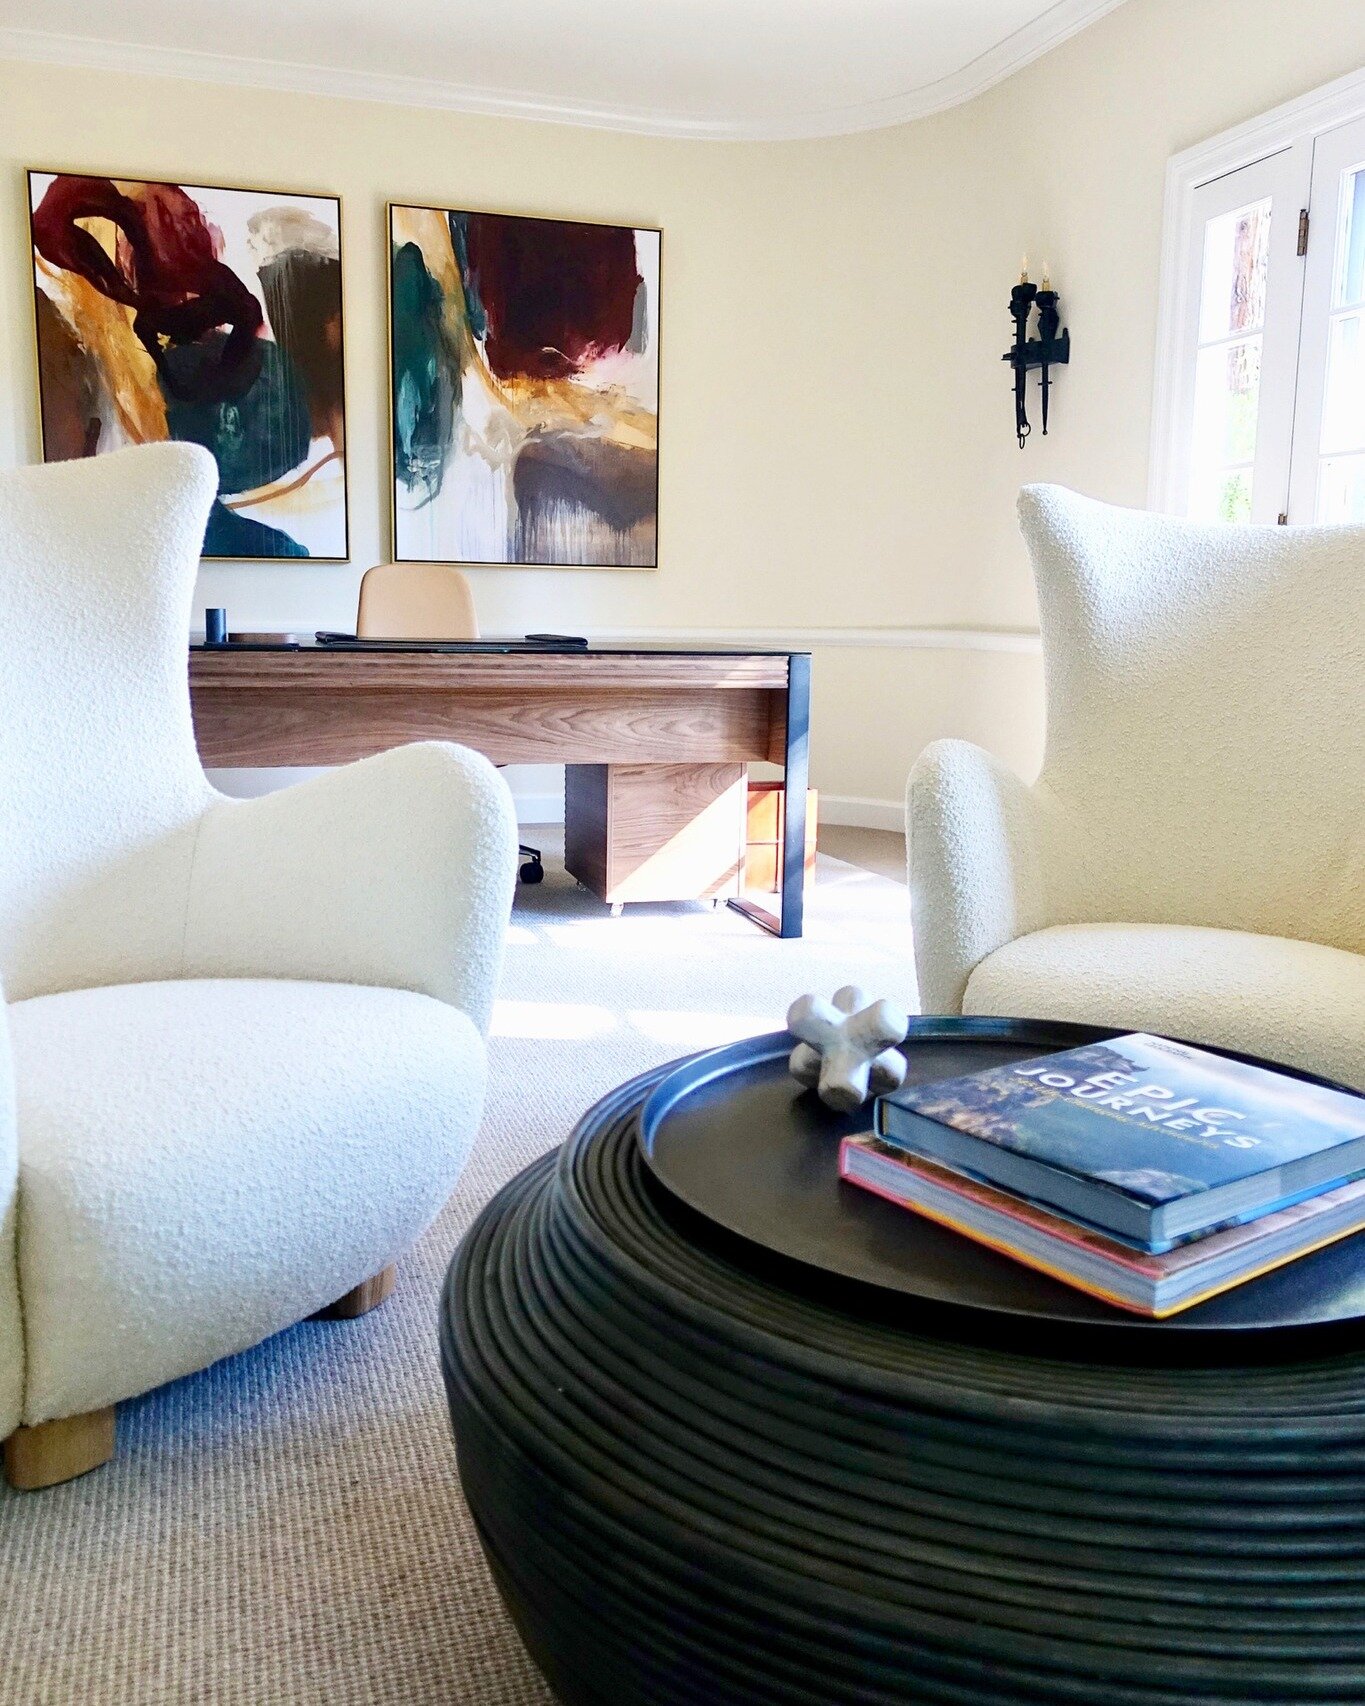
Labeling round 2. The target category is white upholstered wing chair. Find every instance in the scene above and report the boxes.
[0,444,517,1488]
[908,485,1365,1090]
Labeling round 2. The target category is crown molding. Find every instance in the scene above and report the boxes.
[0,2,1128,142]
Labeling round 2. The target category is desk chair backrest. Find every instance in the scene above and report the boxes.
[357,560,544,884]
[356,562,479,640]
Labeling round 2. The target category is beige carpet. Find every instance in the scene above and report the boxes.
[0,855,915,1705]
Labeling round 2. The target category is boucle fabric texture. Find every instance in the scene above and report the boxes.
[0,850,916,1706]
[0,445,517,1015]
[0,1022,19,1440]
[910,486,1365,1082]
[0,445,518,1430]
[185,742,516,1033]
[965,923,1365,1090]
[10,979,486,1424]
[0,445,218,1001]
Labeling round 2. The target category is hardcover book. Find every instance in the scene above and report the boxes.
[875,1034,1365,1251]
[839,1137,1365,1318]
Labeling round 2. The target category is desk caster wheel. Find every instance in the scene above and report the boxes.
[519,856,544,885]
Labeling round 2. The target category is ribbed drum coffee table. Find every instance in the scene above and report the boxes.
[441,1019,1365,1705]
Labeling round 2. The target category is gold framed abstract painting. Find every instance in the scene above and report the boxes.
[28,170,349,560]
[389,204,660,568]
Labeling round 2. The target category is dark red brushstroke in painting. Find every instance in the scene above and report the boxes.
[32,175,264,403]
[462,215,641,382]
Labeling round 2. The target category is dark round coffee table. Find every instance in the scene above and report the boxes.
[441,1018,1365,1705]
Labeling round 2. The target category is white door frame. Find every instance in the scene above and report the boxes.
[1286,113,1365,522]
[1172,148,1308,524]
[1150,64,1365,514]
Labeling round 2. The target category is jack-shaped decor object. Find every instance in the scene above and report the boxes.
[787,985,910,1112]
[1003,258,1070,449]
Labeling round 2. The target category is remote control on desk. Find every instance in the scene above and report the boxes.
[524,633,588,647]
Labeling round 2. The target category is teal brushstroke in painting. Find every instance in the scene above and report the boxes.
[391,241,458,504]
[203,499,308,558]
[163,335,313,556]
[164,336,311,496]
[447,213,487,341]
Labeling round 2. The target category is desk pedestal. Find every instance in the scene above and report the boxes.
[564,763,747,905]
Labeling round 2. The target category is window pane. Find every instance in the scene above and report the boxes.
[1192,337,1262,464]
[1335,164,1365,308]
[1190,466,1254,524]
[1317,453,1365,523]
[1199,200,1271,340]
[1320,312,1365,453]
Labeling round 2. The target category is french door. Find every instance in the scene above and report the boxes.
[1172,111,1365,524]
[1179,148,1306,523]
[1288,115,1365,523]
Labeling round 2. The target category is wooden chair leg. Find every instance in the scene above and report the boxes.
[3,1406,116,1491]
[314,1264,396,1321]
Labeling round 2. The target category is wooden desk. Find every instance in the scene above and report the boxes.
[188,642,811,938]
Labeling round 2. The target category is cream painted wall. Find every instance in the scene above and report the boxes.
[2,0,1363,818]
[847,0,1365,629]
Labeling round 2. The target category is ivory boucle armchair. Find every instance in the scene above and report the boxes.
[0,444,517,1489]
[908,485,1365,1091]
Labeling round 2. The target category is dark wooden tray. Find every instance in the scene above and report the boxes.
[638,1016,1365,1334]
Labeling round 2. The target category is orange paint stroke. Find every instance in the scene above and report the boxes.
[36,240,167,446]
[224,448,340,511]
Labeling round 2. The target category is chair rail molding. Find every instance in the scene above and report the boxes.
[0,4,1126,141]
[581,627,1042,653]
[516,624,1043,832]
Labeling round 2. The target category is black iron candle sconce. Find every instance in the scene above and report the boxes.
[1002,260,1070,448]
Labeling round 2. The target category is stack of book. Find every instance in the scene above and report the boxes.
[838,1033,1365,1317]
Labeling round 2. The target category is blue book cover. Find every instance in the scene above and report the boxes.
[876,1034,1365,1248]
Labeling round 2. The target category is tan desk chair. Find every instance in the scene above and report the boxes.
[356,562,544,885]
[357,561,480,641]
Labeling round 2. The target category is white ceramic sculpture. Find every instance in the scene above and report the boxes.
[787,985,910,1113]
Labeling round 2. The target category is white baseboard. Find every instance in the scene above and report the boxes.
[818,794,906,832]
[511,785,904,834]
[509,790,568,826]
[211,771,905,836]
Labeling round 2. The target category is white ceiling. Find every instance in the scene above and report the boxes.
[0,0,1128,139]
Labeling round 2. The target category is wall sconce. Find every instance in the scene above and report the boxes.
[1002,258,1070,448]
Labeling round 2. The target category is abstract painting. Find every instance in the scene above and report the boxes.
[29,171,348,560]
[389,205,659,567]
